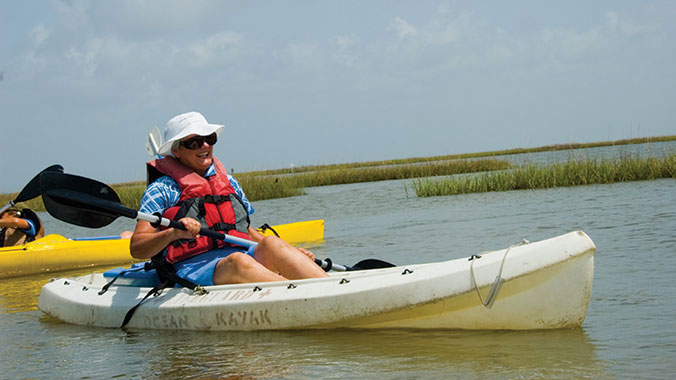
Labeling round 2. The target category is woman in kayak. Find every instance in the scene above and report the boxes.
[130,111,328,286]
[0,207,44,247]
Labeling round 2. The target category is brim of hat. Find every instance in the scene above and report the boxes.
[157,123,224,156]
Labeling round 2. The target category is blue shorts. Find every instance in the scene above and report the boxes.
[173,245,256,286]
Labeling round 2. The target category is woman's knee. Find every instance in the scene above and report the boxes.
[257,235,286,251]
[255,236,288,260]
[218,251,257,273]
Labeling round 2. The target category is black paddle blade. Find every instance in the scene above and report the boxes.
[14,164,64,203]
[39,171,126,228]
[351,259,396,270]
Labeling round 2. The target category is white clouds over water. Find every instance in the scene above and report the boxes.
[1,1,675,192]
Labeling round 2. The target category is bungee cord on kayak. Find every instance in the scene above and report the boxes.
[470,239,530,309]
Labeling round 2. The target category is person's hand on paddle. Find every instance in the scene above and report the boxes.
[174,217,201,240]
[0,211,31,230]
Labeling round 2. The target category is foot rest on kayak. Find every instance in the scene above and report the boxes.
[103,263,160,287]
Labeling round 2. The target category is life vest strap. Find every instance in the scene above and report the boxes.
[203,195,231,204]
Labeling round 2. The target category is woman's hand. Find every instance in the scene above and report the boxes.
[175,217,201,240]
[130,217,202,260]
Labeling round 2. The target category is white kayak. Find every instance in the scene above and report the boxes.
[38,231,595,331]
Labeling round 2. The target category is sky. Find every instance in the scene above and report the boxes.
[1,0,675,193]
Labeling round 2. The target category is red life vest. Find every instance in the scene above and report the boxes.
[146,157,251,264]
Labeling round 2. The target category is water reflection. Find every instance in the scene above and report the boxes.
[9,318,609,379]
[113,328,610,379]
[0,266,119,313]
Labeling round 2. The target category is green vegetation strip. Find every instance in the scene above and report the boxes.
[4,136,674,211]
[2,159,510,212]
[244,135,676,177]
[413,154,676,197]
[240,158,509,188]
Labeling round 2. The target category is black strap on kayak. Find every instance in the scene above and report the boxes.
[257,223,280,237]
[98,265,148,295]
[120,281,170,328]
[120,255,208,328]
[149,255,208,291]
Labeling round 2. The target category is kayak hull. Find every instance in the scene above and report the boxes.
[38,231,595,331]
[0,220,324,279]
[0,234,132,279]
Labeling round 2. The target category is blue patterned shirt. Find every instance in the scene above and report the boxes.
[139,164,254,216]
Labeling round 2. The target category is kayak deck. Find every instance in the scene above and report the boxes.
[38,231,595,331]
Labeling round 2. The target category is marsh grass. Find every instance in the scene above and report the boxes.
[0,197,46,213]
[244,159,511,189]
[0,185,147,213]
[245,135,676,176]
[3,135,674,211]
[113,184,146,210]
[1,159,510,211]
[413,154,676,197]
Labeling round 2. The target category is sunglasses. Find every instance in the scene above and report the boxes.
[179,133,218,150]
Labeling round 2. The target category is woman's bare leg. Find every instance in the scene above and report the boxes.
[254,236,329,280]
[212,251,286,285]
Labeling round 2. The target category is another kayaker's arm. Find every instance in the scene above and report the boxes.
[129,218,201,259]
[0,216,31,230]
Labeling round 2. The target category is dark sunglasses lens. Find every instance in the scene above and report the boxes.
[205,133,217,145]
[181,133,217,149]
[182,138,201,149]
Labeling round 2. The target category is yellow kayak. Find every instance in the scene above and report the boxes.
[257,219,324,243]
[0,219,324,279]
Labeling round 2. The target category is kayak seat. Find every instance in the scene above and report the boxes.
[103,263,160,287]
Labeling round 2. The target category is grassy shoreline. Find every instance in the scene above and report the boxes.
[413,154,676,197]
[243,135,676,176]
[2,135,675,211]
[4,159,510,211]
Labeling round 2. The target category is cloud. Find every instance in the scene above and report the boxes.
[390,17,417,39]
[334,35,357,50]
[332,35,359,67]
[65,38,103,77]
[277,42,321,67]
[31,24,52,47]
[49,0,90,28]
[537,10,661,61]
[605,11,660,36]
[188,31,245,66]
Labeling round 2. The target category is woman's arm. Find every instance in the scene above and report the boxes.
[129,218,202,259]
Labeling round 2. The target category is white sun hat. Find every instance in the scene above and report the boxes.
[158,111,225,157]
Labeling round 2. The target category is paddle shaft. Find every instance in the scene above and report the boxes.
[0,203,13,216]
[40,171,373,271]
[136,210,351,271]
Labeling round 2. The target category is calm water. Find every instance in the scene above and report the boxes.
[1,144,676,379]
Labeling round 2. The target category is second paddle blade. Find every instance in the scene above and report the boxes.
[351,259,396,270]
[15,164,64,203]
[40,171,122,228]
